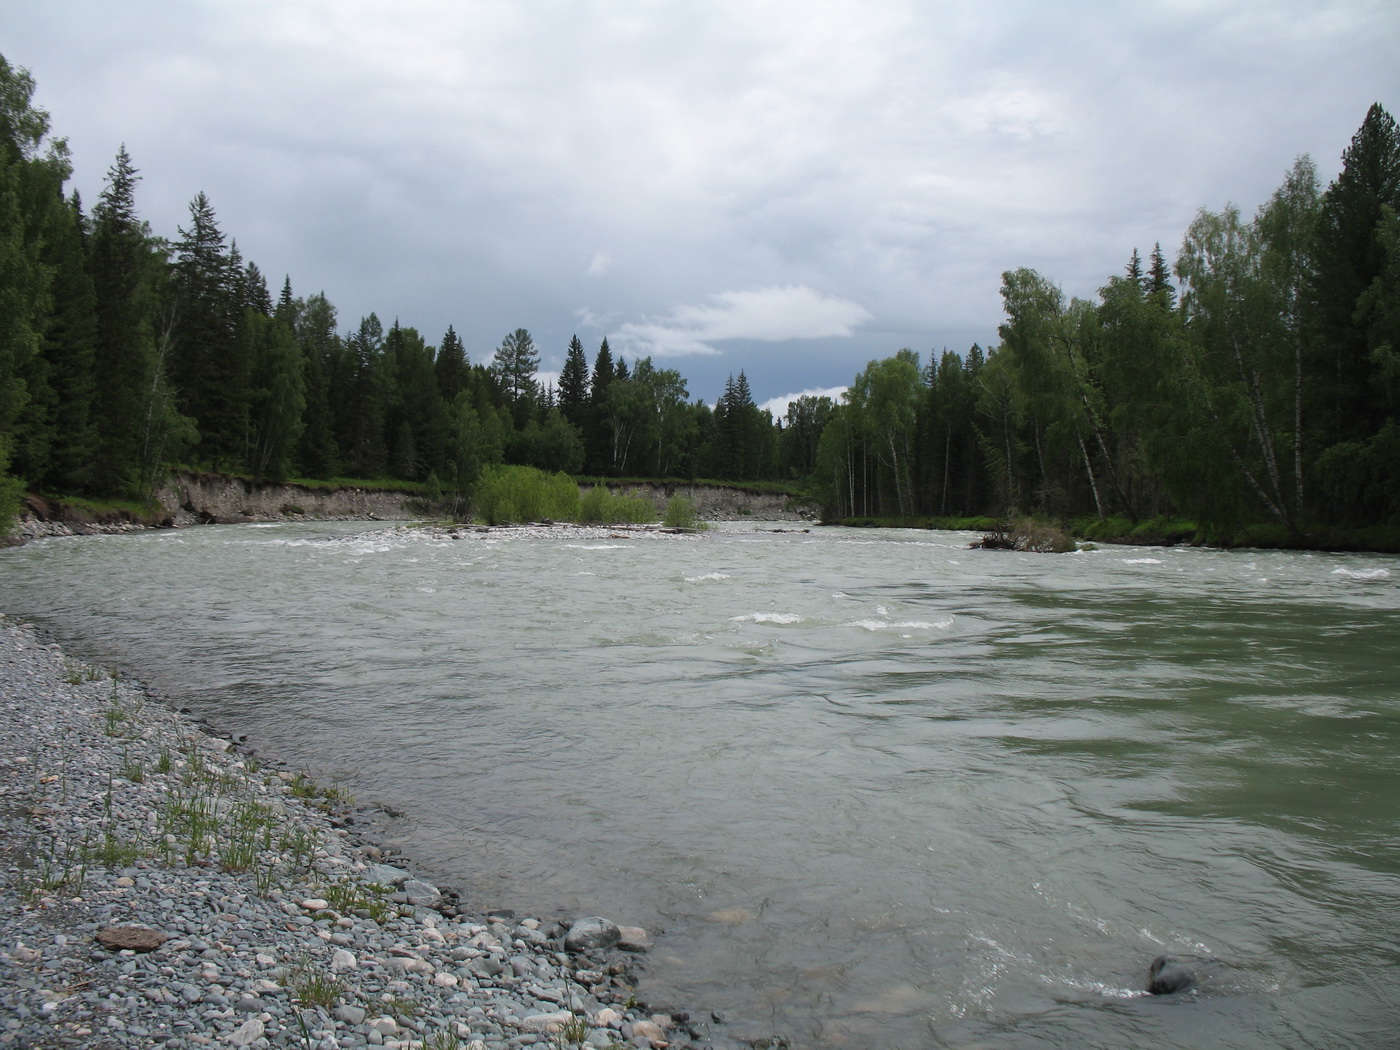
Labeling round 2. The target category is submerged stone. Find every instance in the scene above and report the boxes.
[1147,953,1225,995]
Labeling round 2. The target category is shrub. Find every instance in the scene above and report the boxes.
[662,495,706,529]
[578,485,656,524]
[977,516,1075,553]
[472,465,580,524]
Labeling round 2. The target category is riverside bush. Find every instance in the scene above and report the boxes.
[473,466,659,525]
[472,465,580,524]
[578,484,656,524]
[662,494,705,529]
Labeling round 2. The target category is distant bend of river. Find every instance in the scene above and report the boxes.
[2,521,1397,1049]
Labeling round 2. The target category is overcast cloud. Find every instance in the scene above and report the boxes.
[5,1,1397,412]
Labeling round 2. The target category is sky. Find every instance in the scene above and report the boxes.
[5,1,1398,415]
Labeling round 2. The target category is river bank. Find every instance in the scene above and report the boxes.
[6,473,818,546]
[0,613,735,1050]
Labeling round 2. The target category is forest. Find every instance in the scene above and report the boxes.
[2,52,1397,544]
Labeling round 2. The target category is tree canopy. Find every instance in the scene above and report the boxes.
[0,49,1395,543]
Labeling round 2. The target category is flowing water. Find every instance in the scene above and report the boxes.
[2,521,1398,1048]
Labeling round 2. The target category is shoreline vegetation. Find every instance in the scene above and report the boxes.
[9,468,1400,552]
[0,613,743,1049]
[829,513,1400,554]
[4,470,815,546]
[5,55,1400,571]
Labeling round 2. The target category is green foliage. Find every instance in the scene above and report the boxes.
[577,484,656,524]
[661,494,706,529]
[287,961,340,1009]
[2,54,1399,549]
[977,517,1076,553]
[472,464,580,524]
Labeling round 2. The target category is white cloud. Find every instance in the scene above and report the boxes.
[759,386,849,420]
[7,0,1397,405]
[611,285,871,359]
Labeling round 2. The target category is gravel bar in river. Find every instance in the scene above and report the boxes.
[0,613,736,1050]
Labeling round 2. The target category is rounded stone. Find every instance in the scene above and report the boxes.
[564,917,620,952]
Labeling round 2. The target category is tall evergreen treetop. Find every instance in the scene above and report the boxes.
[1309,102,1400,446]
[491,327,539,404]
[559,334,589,425]
[590,337,615,402]
[435,324,468,402]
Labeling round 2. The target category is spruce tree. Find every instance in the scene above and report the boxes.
[36,192,99,492]
[1308,103,1400,450]
[171,192,243,467]
[558,334,590,427]
[294,292,340,477]
[1146,242,1176,309]
[88,146,171,496]
[434,325,468,402]
[585,337,616,473]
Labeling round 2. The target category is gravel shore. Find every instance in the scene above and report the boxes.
[0,614,734,1050]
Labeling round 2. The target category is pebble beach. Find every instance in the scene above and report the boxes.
[0,613,733,1050]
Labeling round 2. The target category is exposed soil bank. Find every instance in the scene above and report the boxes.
[8,474,820,544]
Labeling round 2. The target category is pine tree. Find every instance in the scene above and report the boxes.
[88,146,176,496]
[1125,248,1145,290]
[0,56,51,517]
[294,292,340,477]
[491,328,540,414]
[1146,242,1176,309]
[36,192,99,492]
[585,337,616,473]
[435,325,468,402]
[558,334,589,427]
[1308,103,1400,454]
[171,191,243,467]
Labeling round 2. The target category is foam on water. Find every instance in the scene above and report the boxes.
[732,612,803,624]
[1332,566,1391,580]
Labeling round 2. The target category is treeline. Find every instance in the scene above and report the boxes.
[808,103,1400,540]
[2,50,1397,540]
[0,54,794,524]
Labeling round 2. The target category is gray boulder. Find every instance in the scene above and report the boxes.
[565,916,621,952]
[1147,953,1225,995]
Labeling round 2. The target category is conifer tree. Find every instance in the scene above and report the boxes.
[585,337,616,473]
[434,325,468,402]
[1146,242,1176,309]
[491,327,539,421]
[171,191,243,467]
[294,292,340,477]
[88,146,178,496]
[0,55,53,517]
[35,192,99,492]
[558,334,590,427]
[1308,103,1400,479]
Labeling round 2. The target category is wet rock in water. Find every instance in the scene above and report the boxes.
[1147,953,1224,995]
[565,916,621,951]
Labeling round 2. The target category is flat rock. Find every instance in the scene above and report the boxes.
[95,926,168,953]
[363,862,411,886]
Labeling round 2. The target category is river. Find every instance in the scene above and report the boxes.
[2,521,1397,1048]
